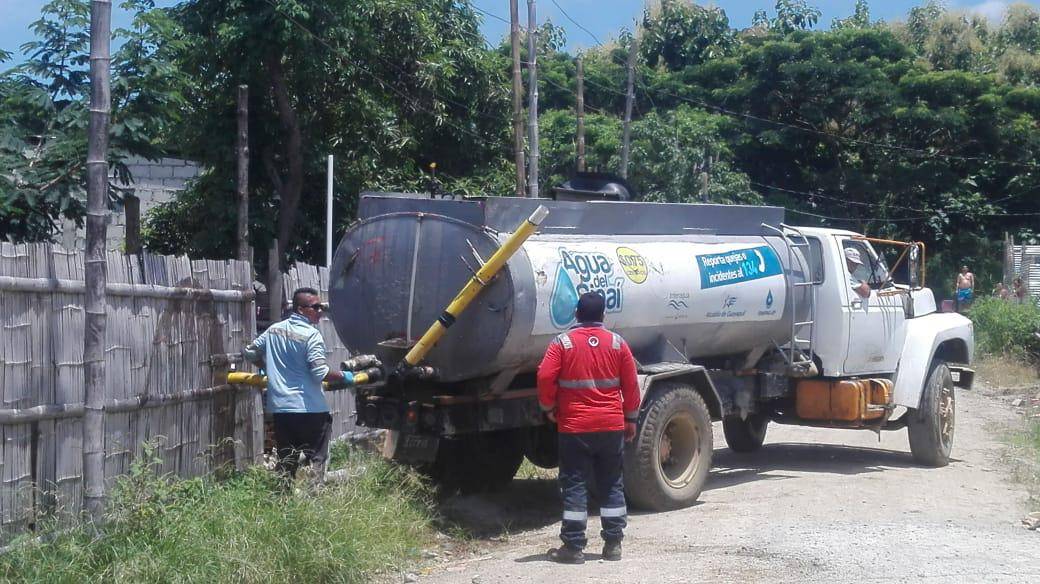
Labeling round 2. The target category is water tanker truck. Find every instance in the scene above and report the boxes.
[326,182,974,510]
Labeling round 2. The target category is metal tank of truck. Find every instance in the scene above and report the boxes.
[330,195,810,381]
[325,178,973,510]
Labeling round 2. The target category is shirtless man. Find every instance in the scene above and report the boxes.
[955,265,975,312]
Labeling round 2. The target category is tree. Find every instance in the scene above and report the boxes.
[641,0,735,71]
[0,0,186,243]
[149,0,510,264]
[832,0,875,30]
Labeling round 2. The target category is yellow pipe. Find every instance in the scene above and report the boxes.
[226,370,371,389]
[227,371,267,387]
[403,205,550,367]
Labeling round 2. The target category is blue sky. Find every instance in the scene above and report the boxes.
[1,0,1033,61]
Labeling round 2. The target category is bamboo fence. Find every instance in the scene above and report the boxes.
[0,242,262,541]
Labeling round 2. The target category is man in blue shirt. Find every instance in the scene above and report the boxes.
[244,287,344,481]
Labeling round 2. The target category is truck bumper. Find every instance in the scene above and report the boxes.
[356,389,546,436]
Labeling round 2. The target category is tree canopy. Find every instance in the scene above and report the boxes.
[4,0,1040,290]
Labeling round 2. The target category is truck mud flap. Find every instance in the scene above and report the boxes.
[384,430,440,463]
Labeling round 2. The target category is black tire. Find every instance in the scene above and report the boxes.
[722,414,769,453]
[908,360,955,467]
[624,382,713,511]
[429,430,526,494]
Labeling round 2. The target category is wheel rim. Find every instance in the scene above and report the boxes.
[657,411,702,488]
[938,381,955,448]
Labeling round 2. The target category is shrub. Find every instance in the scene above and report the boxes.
[0,445,433,584]
[968,296,1040,359]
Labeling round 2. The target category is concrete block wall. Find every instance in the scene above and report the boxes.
[61,156,201,251]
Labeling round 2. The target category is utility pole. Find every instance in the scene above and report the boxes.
[620,36,638,179]
[526,0,539,198]
[84,0,111,524]
[510,0,526,197]
[236,84,250,262]
[576,55,586,173]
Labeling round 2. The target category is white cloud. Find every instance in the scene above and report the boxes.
[963,0,1010,22]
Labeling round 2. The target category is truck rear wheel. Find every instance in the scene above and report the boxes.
[430,430,525,494]
[908,360,955,467]
[524,424,559,469]
[722,414,769,453]
[624,383,713,511]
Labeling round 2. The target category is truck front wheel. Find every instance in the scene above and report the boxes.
[722,414,769,453]
[624,383,713,511]
[908,360,955,467]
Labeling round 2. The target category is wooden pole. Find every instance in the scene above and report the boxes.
[124,194,140,255]
[576,56,586,173]
[620,36,638,179]
[526,0,539,198]
[236,84,250,262]
[509,0,527,198]
[268,240,283,324]
[84,0,112,523]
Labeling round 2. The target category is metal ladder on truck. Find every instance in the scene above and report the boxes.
[761,223,820,375]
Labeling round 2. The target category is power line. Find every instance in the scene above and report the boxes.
[749,181,933,214]
[548,0,604,46]
[786,207,927,223]
[467,3,510,25]
[755,180,1040,221]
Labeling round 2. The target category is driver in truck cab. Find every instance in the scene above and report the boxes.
[844,246,871,299]
[537,292,641,565]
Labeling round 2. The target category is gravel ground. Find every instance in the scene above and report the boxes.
[420,383,1039,584]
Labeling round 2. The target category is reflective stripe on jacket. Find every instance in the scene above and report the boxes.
[536,324,640,433]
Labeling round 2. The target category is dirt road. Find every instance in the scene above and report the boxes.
[425,384,1038,583]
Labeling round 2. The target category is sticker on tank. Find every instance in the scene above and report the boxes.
[695,246,783,289]
[549,248,625,328]
[525,240,787,335]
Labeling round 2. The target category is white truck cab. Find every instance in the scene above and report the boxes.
[623,225,975,510]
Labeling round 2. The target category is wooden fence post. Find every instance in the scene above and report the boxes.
[84,0,112,523]
[236,85,250,262]
[124,194,141,255]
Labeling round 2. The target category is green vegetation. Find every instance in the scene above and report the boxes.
[5,0,1040,285]
[0,443,434,583]
[968,297,1040,359]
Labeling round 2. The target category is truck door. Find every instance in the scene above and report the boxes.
[838,237,906,375]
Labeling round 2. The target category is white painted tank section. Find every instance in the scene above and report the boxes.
[492,233,809,375]
[329,208,810,382]
[523,239,787,335]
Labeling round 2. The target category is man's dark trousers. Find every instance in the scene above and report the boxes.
[272,412,333,478]
[558,430,627,550]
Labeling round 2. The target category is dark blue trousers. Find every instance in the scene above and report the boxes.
[558,431,627,550]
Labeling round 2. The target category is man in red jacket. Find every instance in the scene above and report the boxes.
[537,292,641,564]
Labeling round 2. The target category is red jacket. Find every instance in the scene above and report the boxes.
[537,324,641,434]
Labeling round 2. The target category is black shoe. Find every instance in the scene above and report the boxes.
[547,546,585,564]
[602,540,622,561]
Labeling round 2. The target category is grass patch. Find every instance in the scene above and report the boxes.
[0,444,434,583]
[967,297,1040,360]
[1007,414,1040,509]
[974,354,1038,390]
[514,459,557,482]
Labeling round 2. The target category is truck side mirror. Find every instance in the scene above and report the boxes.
[907,244,922,289]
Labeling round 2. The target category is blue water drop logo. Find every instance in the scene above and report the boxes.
[550,264,578,328]
[766,290,774,308]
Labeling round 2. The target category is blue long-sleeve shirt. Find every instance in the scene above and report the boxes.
[245,313,330,413]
